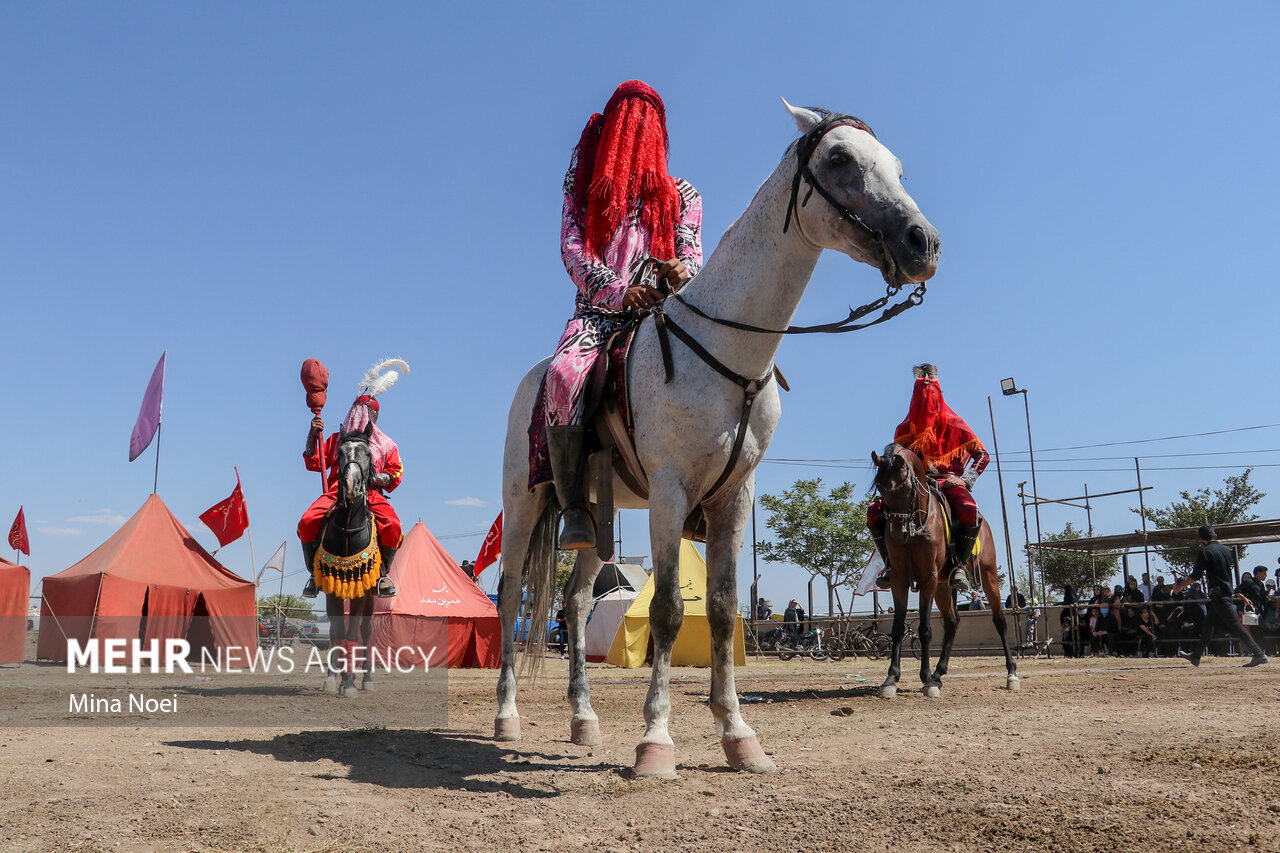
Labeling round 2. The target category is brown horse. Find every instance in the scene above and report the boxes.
[870,443,1019,697]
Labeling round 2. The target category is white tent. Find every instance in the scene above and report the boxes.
[584,587,638,662]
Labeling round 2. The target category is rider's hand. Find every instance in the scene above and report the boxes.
[622,284,664,310]
[310,416,324,435]
[656,258,691,289]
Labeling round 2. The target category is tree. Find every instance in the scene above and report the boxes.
[257,594,315,622]
[757,478,874,614]
[556,550,576,597]
[1133,469,1264,576]
[1036,521,1120,599]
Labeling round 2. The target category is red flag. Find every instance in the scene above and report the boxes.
[8,507,29,556]
[474,511,502,576]
[199,468,249,547]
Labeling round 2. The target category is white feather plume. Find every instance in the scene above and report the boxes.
[358,358,410,398]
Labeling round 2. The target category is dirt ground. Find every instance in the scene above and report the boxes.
[1,643,1278,853]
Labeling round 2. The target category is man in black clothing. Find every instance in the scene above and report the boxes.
[1238,567,1267,612]
[1170,526,1268,667]
[783,599,806,642]
[755,597,773,622]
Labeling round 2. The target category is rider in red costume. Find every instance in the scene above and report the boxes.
[299,360,409,598]
[867,364,989,591]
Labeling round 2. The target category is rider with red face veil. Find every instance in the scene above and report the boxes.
[867,364,989,591]
[543,80,704,549]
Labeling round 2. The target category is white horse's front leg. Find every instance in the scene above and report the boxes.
[566,549,604,745]
[704,480,776,773]
[634,472,690,779]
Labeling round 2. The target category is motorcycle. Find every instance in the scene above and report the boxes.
[753,625,786,652]
[777,626,841,661]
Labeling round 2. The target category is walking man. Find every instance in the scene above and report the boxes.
[1170,525,1268,667]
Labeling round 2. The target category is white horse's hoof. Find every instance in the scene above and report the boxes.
[879,684,898,699]
[1006,675,1021,692]
[632,742,677,780]
[923,684,941,699]
[321,676,338,695]
[494,717,522,742]
[570,718,601,746]
[340,685,359,699]
[723,735,776,774]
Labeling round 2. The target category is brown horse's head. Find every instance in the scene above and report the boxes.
[871,443,930,542]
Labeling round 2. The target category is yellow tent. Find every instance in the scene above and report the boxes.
[605,540,747,667]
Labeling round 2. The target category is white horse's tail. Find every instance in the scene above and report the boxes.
[518,494,561,680]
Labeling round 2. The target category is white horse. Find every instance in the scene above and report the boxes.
[494,100,939,779]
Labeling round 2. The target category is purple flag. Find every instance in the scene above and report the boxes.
[129,351,166,462]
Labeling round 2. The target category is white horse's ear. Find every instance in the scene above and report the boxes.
[782,98,821,134]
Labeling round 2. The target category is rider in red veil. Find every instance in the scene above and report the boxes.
[867,364,990,591]
[542,80,704,549]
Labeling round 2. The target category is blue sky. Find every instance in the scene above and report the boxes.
[3,3,1278,611]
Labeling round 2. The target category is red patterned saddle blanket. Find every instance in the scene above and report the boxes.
[527,325,642,493]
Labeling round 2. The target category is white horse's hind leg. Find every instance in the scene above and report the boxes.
[704,481,776,773]
[494,483,550,742]
[566,549,604,746]
[633,472,689,780]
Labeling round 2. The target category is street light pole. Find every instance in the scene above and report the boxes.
[1001,378,1044,605]
[987,396,1019,600]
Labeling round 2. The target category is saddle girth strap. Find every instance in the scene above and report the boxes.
[649,302,774,506]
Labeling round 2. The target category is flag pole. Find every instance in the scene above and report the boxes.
[152,421,162,495]
[246,525,257,588]
[277,545,286,642]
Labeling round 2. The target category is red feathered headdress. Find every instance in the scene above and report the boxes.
[893,378,984,470]
[571,80,679,262]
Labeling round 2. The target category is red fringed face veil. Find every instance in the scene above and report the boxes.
[893,378,984,470]
[572,80,680,262]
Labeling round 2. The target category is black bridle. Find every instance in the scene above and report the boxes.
[630,113,931,504]
[646,111,925,355]
[876,452,934,542]
[333,433,373,537]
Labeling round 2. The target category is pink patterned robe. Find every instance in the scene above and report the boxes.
[544,166,703,426]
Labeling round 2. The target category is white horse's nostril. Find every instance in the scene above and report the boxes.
[907,224,938,259]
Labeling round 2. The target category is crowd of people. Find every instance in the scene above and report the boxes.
[1059,562,1279,661]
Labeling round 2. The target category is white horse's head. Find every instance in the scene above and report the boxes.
[782,99,939,285]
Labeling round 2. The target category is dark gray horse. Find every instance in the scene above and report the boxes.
[315,425,380,698]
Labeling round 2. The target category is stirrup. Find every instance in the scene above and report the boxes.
[558,506,596,550]
[948,567,971,592]
[302,577,319,599]
[376,576,397,598]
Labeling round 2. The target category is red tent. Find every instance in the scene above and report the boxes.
[37,495,256,665]
[0,557,30,665]
[371,521,501,669]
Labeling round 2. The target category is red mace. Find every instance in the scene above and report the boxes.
[300,359,330,490]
